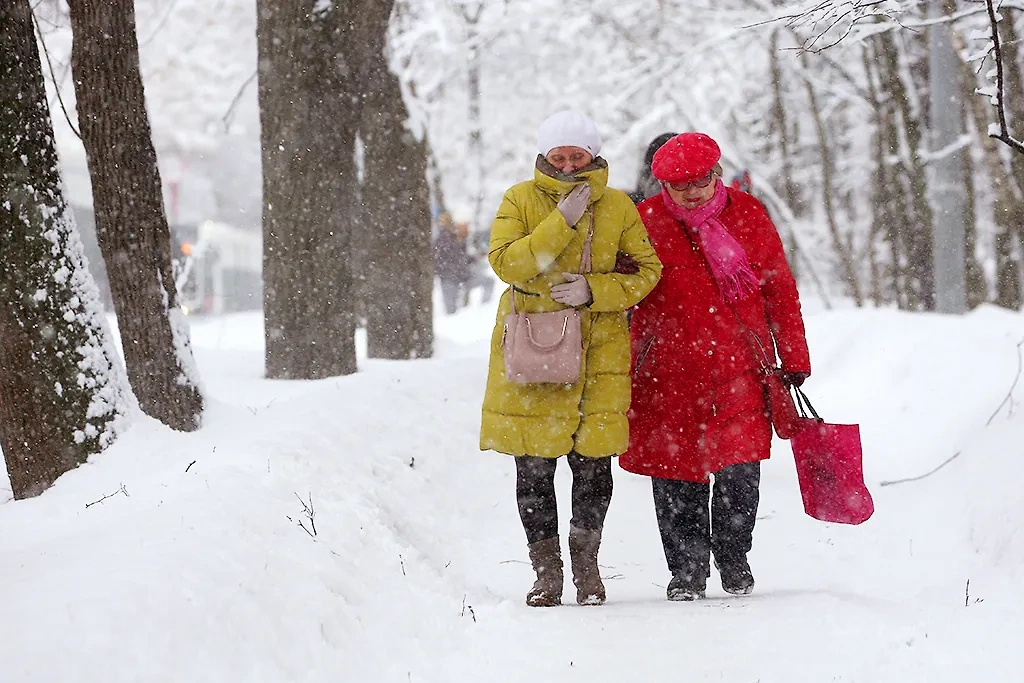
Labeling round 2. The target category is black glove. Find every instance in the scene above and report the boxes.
[780,371,809,388]
[614,252,640,274]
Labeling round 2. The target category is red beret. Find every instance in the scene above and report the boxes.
[650,132,721,184]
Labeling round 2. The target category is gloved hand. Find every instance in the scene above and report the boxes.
[550,273,592,307]
[614,252,639,274]
[556,183,592,227]
[780,371,809,388]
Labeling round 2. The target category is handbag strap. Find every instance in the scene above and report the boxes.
[793,385,821,420]
[723,297,775,372]
[510,204,596,315]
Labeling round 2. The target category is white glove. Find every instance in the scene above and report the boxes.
[550,273,592,307]
[556,184,591,227]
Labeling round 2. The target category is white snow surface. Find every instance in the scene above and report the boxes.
[2,293,1023,682]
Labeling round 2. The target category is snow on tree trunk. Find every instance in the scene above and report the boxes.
[257,0,358,379]
[68,0,204,431]
[360,0,434,360]
[927,0,968,314]
[0,0,133,499]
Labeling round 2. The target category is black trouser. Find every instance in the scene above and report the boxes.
[651,462,760,580]
[515,453,613,545]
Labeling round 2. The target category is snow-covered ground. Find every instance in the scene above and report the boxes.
[2,290,1023,682]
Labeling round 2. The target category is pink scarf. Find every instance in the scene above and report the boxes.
[660,180,760,302]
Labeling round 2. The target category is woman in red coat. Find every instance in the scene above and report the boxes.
[620,133,811,601]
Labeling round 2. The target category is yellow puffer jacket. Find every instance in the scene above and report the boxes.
[480,159,663,458]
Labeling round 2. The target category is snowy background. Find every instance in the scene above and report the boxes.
[2,291,1023,682]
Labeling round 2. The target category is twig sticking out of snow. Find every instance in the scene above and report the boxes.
[878,452,962,487]
[85,483,130,508]
[986,338,1024,425]
[287,492,316,538]
[965,579,984,606]
[461,595,477,622]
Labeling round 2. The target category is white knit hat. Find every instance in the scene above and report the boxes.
[537,110,602,158]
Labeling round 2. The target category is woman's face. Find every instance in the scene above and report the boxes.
[664,171,718,209]
[545,146,593,175]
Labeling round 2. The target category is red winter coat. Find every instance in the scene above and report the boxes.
[620,188,810,483]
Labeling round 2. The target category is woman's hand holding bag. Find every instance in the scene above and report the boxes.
[502,210,594,385]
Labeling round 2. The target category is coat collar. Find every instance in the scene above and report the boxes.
[533,155,609,203]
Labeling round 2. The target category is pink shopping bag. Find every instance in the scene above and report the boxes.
[790,389,874,525]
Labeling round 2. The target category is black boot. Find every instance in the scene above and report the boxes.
[715,557,754,595]
[667,573,706,601]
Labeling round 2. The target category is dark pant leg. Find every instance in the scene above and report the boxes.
[515,456,559,544]
[566,453,613,531]
[440,279,460,314]
[651,477,711,580]
[710,462,761,565]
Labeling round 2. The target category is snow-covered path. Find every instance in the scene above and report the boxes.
[2,300,1022,682]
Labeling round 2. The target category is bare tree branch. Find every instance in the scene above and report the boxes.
[31,7,80,139]
[985,0,1024,153]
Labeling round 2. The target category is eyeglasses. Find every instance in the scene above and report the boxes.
[665,172,715,192]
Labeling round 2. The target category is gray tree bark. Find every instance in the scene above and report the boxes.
[257,1,359,379]
[927,0,968,314]
[359,0,434,360]
[801,52,863,306]
[68,0,204,430]
[455,2,485,233]
[879,31,935,310]
[0,0,131,498]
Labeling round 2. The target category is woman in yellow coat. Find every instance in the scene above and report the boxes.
[480,110,662,607]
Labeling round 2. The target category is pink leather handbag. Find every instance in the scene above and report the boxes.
[502,214,594,384]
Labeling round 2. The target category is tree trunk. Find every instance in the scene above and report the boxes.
[68,0,203,430]
[879,31,935,310]
[359,0,434,360]
[768,29,802,275]
[861,43,888,307]
[801,52,863,306]
[257,1,359,379]
[927,0,968,314]
[1000,16,1024,270]
[456,3,485,233]
[952,24,992,309]
[0,0,132,499]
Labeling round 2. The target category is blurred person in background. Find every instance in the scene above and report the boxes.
[618,132,677,277]
[621,132,810,602]
[480,109,662,607]
[450,205,496,307]
[628,132,677,205]
[433,211,470,315]
[730,168,772,219]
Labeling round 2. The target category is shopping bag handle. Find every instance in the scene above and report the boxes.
[793,386,822,422]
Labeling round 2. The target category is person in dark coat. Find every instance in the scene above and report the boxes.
[627,132,677,205]
[434,212,470,314]
[621,132,811,601]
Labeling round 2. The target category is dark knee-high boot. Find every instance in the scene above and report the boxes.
[566,454,612,605]
[526,537,563,607]
[568,526,605,605]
